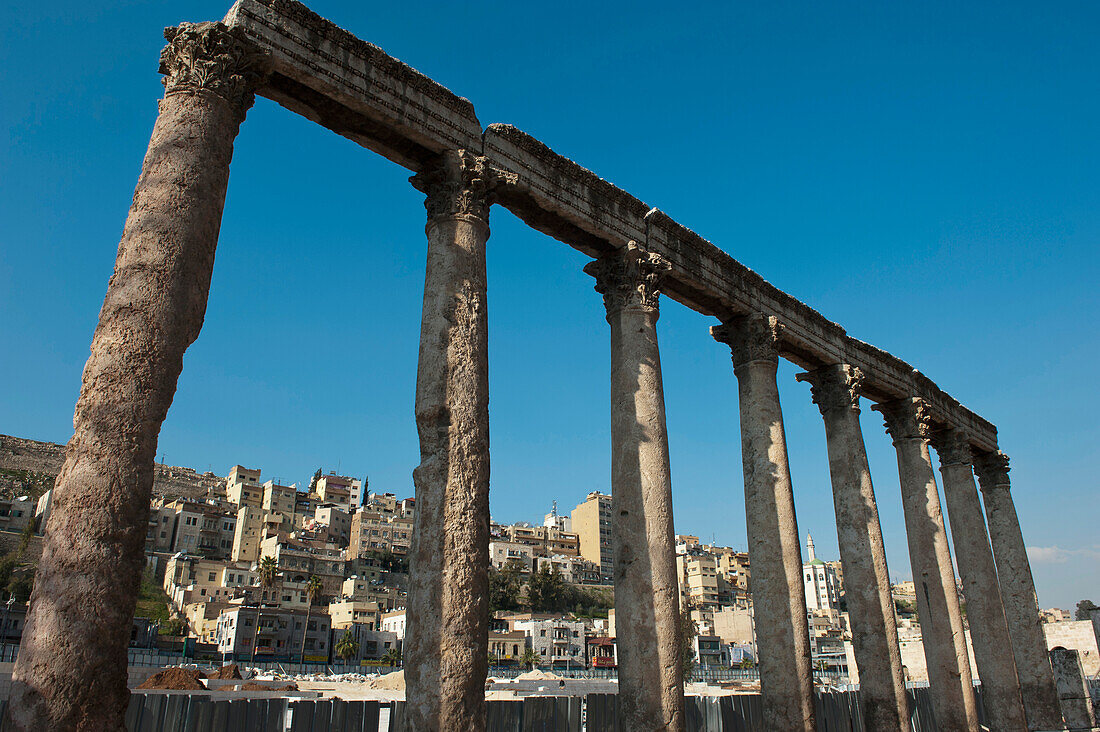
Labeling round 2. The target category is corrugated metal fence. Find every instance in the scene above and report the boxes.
[106,687,991,731]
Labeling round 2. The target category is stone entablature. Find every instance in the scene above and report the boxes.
[218,0,995,450]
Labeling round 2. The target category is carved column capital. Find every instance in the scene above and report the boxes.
[583,242,671,317]
[160,22,265,116]
[973,451,1011,494]
[711,313,783,368]
[930,427,973,467]
[410,150,517,225]
[872,397,931,446]
[796,364,864,416]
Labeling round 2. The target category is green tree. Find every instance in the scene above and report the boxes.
[489,561,524,613]
[1075,599,1098,621]
[681,606,698,682]
[299,575,325,663]
[251,557,278,665]
[382,647,402,667]
[308,469,322,493]
[526,565,568,613]
[335,629,360,663]
[520,647,540,670]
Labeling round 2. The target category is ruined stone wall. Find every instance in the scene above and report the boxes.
[0,434,225,501]
[1044,620,1100,676]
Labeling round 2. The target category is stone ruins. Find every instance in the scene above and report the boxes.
[6,1,1066,730]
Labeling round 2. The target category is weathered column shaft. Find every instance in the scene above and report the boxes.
[713,315,815,732]
[585,243,685,732]
[933,429,1028,731]
[974,452,1065,730]
[5,23,261,732]
[404,151,507,732]
[797,365,910,731]
[874,398,979,732]
[1049,648,1096,730]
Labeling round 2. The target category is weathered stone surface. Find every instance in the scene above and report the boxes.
[402,150,494,732]
[1048,648,1096,730]
[713,314,815,732]
[874,398,979,732]
[6,22,260,732]
[973,452,1065,730]
[797,364,910,731]
[932,428,1028,731]
[585,243,684,732]
[223,0,482,169]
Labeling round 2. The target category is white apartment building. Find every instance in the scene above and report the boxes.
[803,535,839,612]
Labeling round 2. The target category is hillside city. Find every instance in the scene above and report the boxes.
[2,449,1095,685]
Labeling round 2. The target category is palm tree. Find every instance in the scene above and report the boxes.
[382,647,402,668]
[250,556,278,665]
[299,575,324,665]
[335,629,359,664]
[520,647,540,671]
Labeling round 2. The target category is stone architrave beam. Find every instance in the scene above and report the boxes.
[585,244,685,732]
[5,22,263,732]
[218,0,999,449]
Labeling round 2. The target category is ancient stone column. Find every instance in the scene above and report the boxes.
[404,150,512,732]
[584,243,685,732]
[712,314,815,732]
[1048,648,1096,730]
[932,428,1028,731]
[873,398,979,732]
[4,23,262,732]
[973,451,1065,730]
[797,365,910,731]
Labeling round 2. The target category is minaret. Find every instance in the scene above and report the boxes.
[806,533,816,562]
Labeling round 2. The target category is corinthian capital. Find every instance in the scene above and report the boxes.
[411,150,517,224]
[583,242,671,316]
[930,427,973,467]
[872,397,931,445]
[796,364,864,416]
[711,313,783,368]
[973,451,1011,494]
[160,22,265,114]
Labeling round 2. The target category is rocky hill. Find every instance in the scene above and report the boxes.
[0,434,225,501]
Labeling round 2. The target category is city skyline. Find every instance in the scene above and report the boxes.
[2,0,1098,614]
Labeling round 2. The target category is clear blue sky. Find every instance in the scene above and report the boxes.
[1,1,1097,610]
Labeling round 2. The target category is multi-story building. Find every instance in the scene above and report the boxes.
[315,504,352,548]
[489,630,529,664]
[331,624,399,662]
[381,609,407,641]
[542,501,571,532]
[315,473,362,510]
[163,555,258,610]
[489,541,535,571]
[226,465,263,508]
[349,510,413,558]
[260,535,345,598]
[161,499,236,558]
[262,480,297,521]
[571,492,613,584]
[231,505,263,563]
[498,523,580,558]
[803,535,839,612]
[215,605,331,662]
[509,614,586,668]
[534,555,602,585]
[677,552,720,611]
[0,497,33,534]
[328,599,384,630]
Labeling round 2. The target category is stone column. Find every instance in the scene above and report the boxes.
[4,23,261,732]
[973,451,1065,730]
[403,151,512,732]
[797,365,910,731]
[873,398,979,732]
[584,243,685,732]
[1049,649,1096,730]
[712,314,815,732]
[932,428,1028,731]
